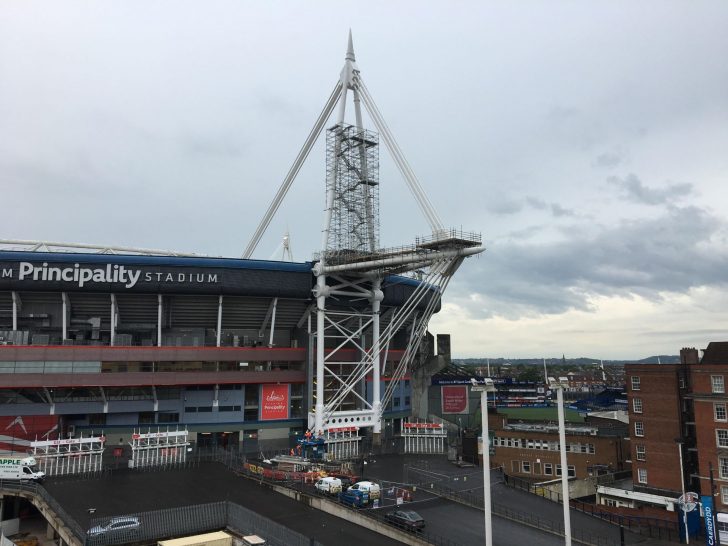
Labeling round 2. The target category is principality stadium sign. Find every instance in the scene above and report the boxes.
[0,254,312,297]
[3,262,218,289]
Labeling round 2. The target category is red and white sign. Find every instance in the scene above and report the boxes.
[261,384,289,420]
[441,386,469,414]
[0,415,59,454]
[403,423,442,429]
[328,427,359,433]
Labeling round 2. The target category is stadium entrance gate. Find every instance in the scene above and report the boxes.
[30,434,105,476]
[402,421,446,454]
[129,428,189,468]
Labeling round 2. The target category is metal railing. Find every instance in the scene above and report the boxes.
[504,474,680,542]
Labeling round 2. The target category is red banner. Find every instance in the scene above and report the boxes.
[0,415,59,454]
[441,386,469,414]
[261,384,289,420]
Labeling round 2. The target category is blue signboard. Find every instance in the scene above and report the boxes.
[703,495,716,546]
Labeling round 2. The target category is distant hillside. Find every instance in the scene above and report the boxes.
[454,355,680,367]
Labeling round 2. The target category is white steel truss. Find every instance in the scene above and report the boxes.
[242,33,484,437]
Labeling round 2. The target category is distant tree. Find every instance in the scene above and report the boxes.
[517,367,543,382]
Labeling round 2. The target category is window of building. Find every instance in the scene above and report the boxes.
[138,412,155,424]
[605,499,617,507]
[218,405,242,412]
[713,376,725,394]
[722,486,728,506]
[158,412,179,423]
[393,397,401,407]
[511,460,520,473]
[717,430,728,448]
[197,406,213,413]
[544,463,553,475]
[636,445,646,461]
[633,398,643,413]
[89,413,106,426]
[631,376,641,391]
[568,465,575,477]
[716,403,727,422]
[720,457,728,479]
[679,376,687,389]
[522,461,531,473]
[637,468,647,484]
[588,444,595,454]
[634,421,644,437]
[405,396,411,407]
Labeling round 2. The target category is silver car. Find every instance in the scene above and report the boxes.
[87,516,141,536]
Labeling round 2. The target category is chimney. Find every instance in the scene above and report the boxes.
[680,347,699,365]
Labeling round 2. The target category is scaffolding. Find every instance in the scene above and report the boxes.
[325,123,380,264]
[30,433,106,475]
[129,427,189,468]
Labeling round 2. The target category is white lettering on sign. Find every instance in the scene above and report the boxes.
[1,268,11,278]
[12,262,219,289]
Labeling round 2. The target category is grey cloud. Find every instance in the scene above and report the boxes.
[608,173,693,205]
[486,199,525,215]
[593,152,623,168]
[451,205,728,318]
[525,197,547,210]
[551,204,575,217]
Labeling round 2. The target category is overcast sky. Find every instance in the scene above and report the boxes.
[2,1,727,359]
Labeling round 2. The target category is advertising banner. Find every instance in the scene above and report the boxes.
[703,494,716,546]
[261,384,289,420]
[441,385,469,414]
[0,415,59,454]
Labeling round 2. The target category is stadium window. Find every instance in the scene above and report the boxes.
[185,406,197,413]
[633,398,643,413]
[89,414,106,426]
[637,468,647,484]
[138,412,155,424]
[636,445,646,461]
[717,430,728,448]
[197,406,213,413]
[219,406,242,412]
[158,412,179,423]
[634,422,644,437]
[713,376,725,394]
[720,457,728,479]
[631,376,641,391]
[393,397,401,407]
[716,403,727,422]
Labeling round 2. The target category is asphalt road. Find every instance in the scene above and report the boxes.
[41,454,676,546]
[44,463,403,546]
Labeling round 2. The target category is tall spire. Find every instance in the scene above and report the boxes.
[346,29,356,62]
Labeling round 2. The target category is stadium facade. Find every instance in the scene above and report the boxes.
[0,250,427,453]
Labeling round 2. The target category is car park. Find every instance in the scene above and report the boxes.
[384,510,425,532]
[87,516,141,536]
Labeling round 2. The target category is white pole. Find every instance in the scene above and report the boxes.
[216,295,223,347]
[678,442,689,544]
[482,389,493,546]
[556,385,572,546]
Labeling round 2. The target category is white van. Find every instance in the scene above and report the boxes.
[347,481,381,500]
[315,476,342,494]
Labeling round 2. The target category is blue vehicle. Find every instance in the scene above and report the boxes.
[338,488,369,507]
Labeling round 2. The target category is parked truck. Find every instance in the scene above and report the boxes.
[0,457,45,482]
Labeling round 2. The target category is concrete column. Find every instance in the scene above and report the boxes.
[216,295,223,347]
[157,294,163,347]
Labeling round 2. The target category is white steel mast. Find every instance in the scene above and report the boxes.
[243,33,484,441]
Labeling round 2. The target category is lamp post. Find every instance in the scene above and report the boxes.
[471,377,497,546]
[675,439,689,544]
[549,376,572,546]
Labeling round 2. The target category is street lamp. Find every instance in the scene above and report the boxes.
[549,376,572,546]
[675,438,689,544]
[471,377,497,546]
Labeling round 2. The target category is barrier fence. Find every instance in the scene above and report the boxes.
[504,474,680,542]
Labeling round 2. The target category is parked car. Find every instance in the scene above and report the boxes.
[338,489,369,508]
[347,480,381,500]
[315,476,342,494]
[384,510,425,532]
[87,516,141,536]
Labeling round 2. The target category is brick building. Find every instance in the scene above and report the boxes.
[489,412,628,480]
[621,343,728,516]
